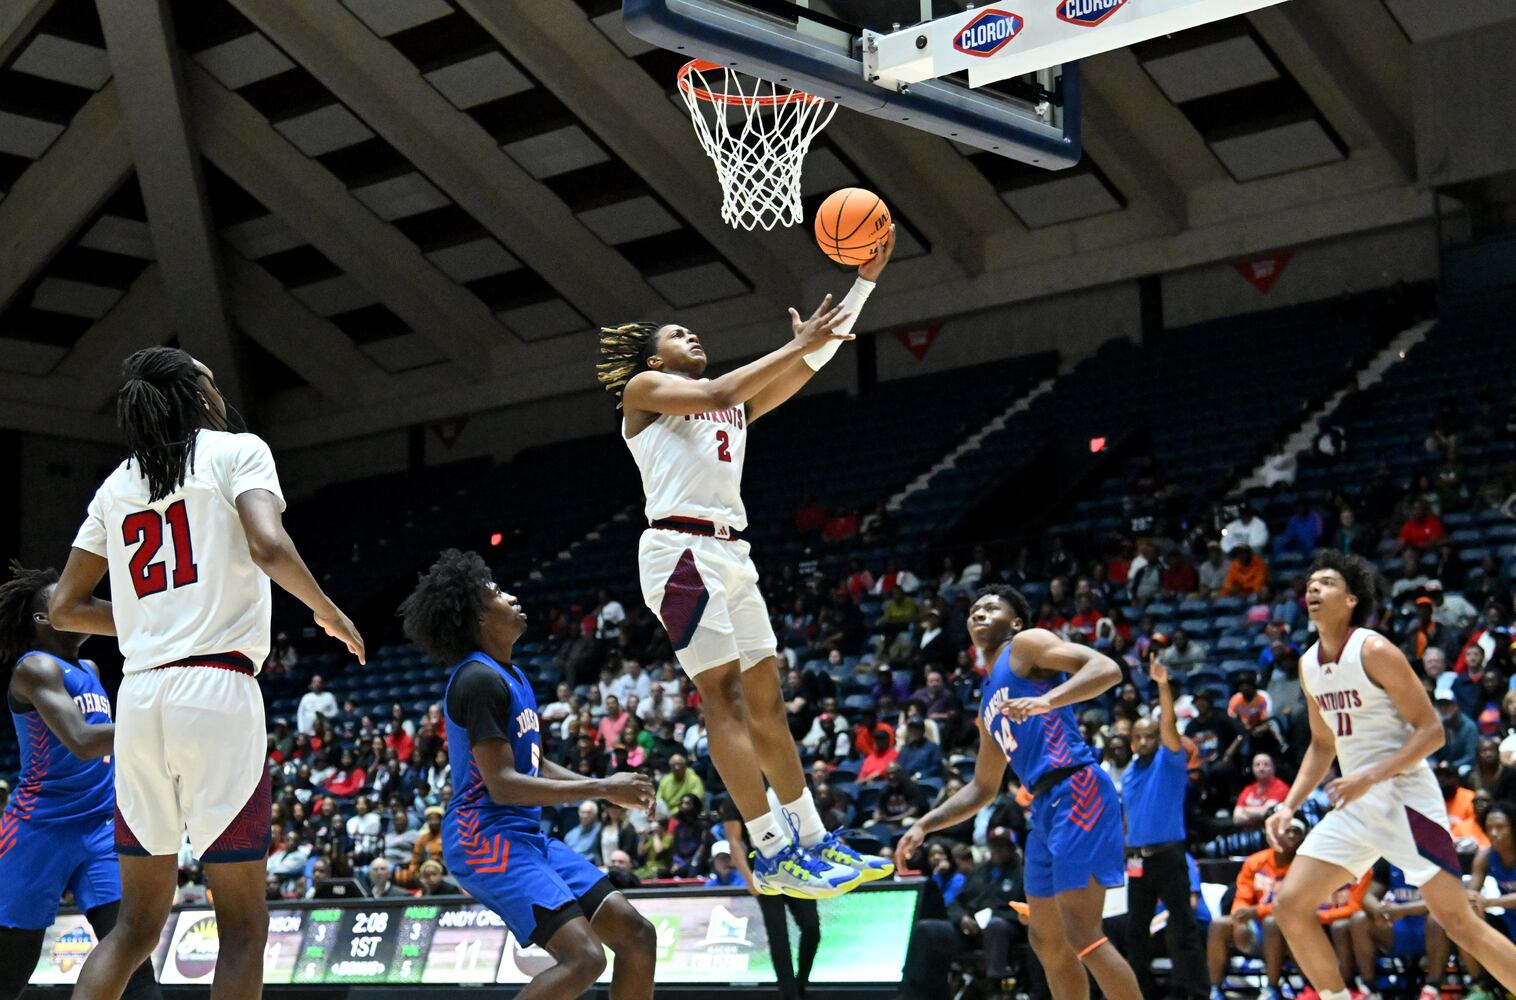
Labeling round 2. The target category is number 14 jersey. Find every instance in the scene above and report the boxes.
[1299,628,1423,779]
[624,387,748,529]
[72,428,285,674]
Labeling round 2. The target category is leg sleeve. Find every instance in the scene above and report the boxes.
[788,897,820,987]
[0,926,45,1000]
[759,894,800,1000]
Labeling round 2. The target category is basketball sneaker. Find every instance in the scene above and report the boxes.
[811,829,893,886]
[751,843,857,899]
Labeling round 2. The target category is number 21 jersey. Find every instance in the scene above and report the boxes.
[624,384,748,529]
[72,428,285,674]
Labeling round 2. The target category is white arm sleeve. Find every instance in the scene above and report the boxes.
[804,277,875,372]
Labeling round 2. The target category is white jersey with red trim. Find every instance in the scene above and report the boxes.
[1300,628,1423,779]
[623,389,748,530]
[71,429,285,674]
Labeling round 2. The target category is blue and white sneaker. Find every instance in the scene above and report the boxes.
[811,830,893,885]
[751,843,857,899]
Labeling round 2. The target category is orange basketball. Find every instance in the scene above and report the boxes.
[814,188,891,266]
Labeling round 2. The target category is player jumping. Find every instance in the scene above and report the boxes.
[0,564,159,1000]
[596,227,897,896]
[896,585,1142,1000]
[400,549,657,1000]
[52,347,365,1000]
[1267,550,1516,1000]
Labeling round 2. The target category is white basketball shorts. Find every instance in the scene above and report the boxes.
[638,528,778,676]
[114,656,271,863]
[1295,765,1459,887]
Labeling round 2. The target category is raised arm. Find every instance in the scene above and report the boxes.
[1003,628,1123,722]
[894,717,1008,868]
[9,654,113,759]
[49,549,114,637]
[1149,655,1182,753]
[748,226,895,423]
[236,489,365,663]
[623,297,852,419]
[474,738,652,809]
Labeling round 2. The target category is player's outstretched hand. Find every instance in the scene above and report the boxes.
[894,822,926,872]
[857,223,896,282]
[1263,806,1294,852]
[316,606,366,664]
[789,295,852,351]
[602,771,655,811]
[1147,654,1168,686]
[1004,695,1052,723]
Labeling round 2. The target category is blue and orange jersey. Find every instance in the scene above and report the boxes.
[979,640,1097,789]
[4,651,114,826]
[442,652,543,838]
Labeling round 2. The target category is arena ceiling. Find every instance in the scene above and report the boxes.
[0,0,1508,448]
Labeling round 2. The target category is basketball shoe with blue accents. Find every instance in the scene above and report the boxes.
[751,842,857,898]
[811,829,893,885]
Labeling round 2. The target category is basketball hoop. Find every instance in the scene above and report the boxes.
[676,59,836,231]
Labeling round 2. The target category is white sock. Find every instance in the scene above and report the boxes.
[746,811,789,858]
[783,789,828,848]
[1316,990,1351,1000]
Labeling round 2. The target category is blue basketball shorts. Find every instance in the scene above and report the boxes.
[1392,915,1426,958]
[445,825,612,947]
[0,811,119,929]
[1024,764,1126,898]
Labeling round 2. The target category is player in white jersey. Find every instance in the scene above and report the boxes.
[48,348,365,1000]
[1266,551,1516,1000]
[597,228,897,898]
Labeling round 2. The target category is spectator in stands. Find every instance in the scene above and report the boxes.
[1311,416,1346,461]
[611,659,652,704]
[876,586,919,636]
[324,749,366,799]
[908,670,958,721]
[594,587,625,650]
[564,800,603,864]
[345,796,382,867]
[874,557,922,596]
[1427,581,1477,633]
[1220,545,1269,598]
[1128,540,1164,605]
[1099,734,1133,795]
[540,682,575,725]
[596,695,632,751]
[656,754,705,818]
[896,719,943,780]
[1233,753,1289,830]
[1161,628,1208,673]
[383,808,419,873]
[598,802,639,868]
[1206,818,1306,1000]
[1434,691,1479,772]
[1162,548,1200,597]
[416,859,460,896]
[914,609,954,671]
[269,630,299,675]
[704,841,745,888]
[1185,691,1241,773]
[412,805,445,871]
[1274,503,1324,558]
[870,762,929,834]
[1398,498,1445,553]
[363,857,408,898]
[297,674,339,737]
[858,727,899,784]
[1221,505,1269,555]
[1391,550,1433,605]
[821,507,860,544]
[1328,507,1373,558]
[267,822,310,887]
[1262,648,1307,750]
[1402,596,1463,663]
[1198,542,1230,599]
[667,794,709,878]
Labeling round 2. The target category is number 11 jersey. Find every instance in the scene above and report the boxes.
[72,428,285,674]
[624,387,748,529]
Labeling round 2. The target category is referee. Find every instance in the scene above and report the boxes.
[722,793,820,1000]
[1122,657,1207,1000]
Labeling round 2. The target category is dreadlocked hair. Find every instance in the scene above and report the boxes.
[117,347,216,502]
[596,322,662,407]
[398,549,494,665]
[1308,549,1378,626]
[0,562,57,667]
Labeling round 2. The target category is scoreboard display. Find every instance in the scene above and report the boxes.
[30,884,920,988]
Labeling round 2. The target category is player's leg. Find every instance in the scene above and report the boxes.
[72,855,177,1000]
[73,816,161,1000]
[1026,895,1089,1000]
[1272,854,1360,992]
[1421,869,1516,988]
[82,903,162,1000]
[0,926,46,1000]
[1344,911,1378,992]
[1121,857,1161,998]
[526,916,608,999]
[587,893,655,1000]
[1147,849,1207,1000]
[1053,876,1142,1000]
[688,661,768,819]
[1205,915,1234,990]
[200,860,268,1000]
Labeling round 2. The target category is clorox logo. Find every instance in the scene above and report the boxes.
[953,9,1024,57]
[1056,0,1128,27]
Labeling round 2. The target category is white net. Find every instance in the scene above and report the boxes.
[677,60,837,231]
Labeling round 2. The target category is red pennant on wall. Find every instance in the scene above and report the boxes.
[896,322,943,360]
[431,417,469,450]
[1234,252,1295,292]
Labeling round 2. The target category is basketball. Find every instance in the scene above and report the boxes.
[814,188,891,266]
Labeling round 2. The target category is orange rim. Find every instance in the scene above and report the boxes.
[677,59,826,107]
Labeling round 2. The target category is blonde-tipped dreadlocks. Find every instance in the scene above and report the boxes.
[596,321,662,407]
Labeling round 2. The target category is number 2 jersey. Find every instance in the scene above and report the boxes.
[980,640,1097,789]
[623,389,749,529]
[71,428,285,674]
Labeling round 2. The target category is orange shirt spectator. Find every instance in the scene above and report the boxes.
[1220,548,1269,597]
[1234,847,1291,918]
[1447,785,1491,848]
[1228,691,1272,729]
[1398,503,1444,550]
[1317,870,1372,925]
[857,732,899,784]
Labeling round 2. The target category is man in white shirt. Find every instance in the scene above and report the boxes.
[297,674,339,736]
[595,589,626,641]
[344,797,383,864]
[1220,505,1269,554]
[539,682,575,724]
[611,659,653,704]
[637,682,675,724]
[1427,580,1477,629]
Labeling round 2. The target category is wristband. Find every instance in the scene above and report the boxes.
[803,278,874,372]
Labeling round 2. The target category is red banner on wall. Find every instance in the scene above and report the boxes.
[1234,252,1295,292]
[896,322,943,360]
